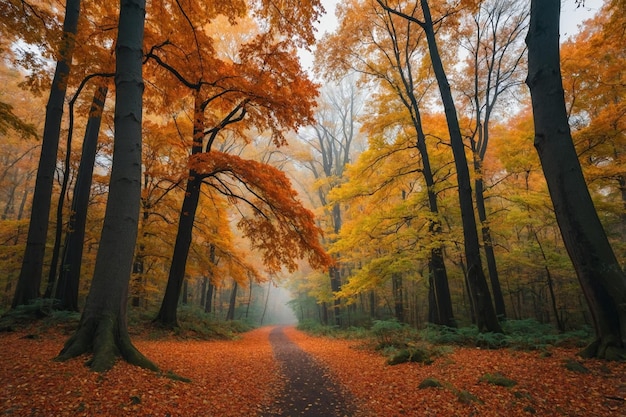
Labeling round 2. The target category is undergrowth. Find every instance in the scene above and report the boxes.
[131,305,254,340]
[1,300,253,341]
[298,318,593,365]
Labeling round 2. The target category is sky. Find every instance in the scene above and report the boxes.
[298,0,606,72]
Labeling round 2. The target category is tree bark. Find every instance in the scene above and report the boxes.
[56,0,156,372]
[418,135,455,328]
[12,0,81,308]
[475,171,506,318]
[226,281,238,321]
[391,272,404,323]
[526,0,626,359]
[154,93,204,327]
[420,0,501,332]
[55,84,108,311]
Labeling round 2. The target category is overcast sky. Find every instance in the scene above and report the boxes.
[298,0,606,72]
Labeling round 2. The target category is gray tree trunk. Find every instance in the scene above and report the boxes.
[12,0,81,308]
[526,0,626,359]
[55,84,108,311]
[154,93,204,327]
[420,0,501,333]
[57,0,156,372]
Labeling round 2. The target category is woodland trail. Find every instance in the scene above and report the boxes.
[264,326,355,417]
[2,324,626,416]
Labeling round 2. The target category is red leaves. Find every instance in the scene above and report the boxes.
[284,327,626,417]
[191,151,333,272]
[5,326,623,416]
[0,327,282,417]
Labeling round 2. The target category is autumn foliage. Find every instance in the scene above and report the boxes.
[2,325,626,416]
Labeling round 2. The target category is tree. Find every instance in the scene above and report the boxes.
[526,0,626,359]
[54,82,109,311]
[379,0,502,332]
[56,0,155,371]
[457,0,529,318]
[12,0,81,308]
[317,0,456,327]
[298,78,365,326]
[560,1,626,259]
[147,2,326,327]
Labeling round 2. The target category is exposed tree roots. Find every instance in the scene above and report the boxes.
[578,338,626,361]
[56,314,158,372]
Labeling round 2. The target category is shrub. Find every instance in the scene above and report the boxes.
[386,343,448,365]
[372,319,410,348]
[418,377,443,389]
[480,372,517,387]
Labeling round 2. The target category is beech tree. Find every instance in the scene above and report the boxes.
[456,0,529,318]
[378,0,502,332]
[560,1,626,258]
[144,1,328,327]
[12,0,81,308]
[526,0,626,359]
[54,82,109,311]
[56,0,155,371]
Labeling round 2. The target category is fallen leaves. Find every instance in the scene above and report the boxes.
[1,326,626,416]
[283,327,626,417]
[0,327,282,416]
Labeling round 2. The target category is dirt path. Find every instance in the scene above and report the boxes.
[264,326,356,417]
[2,325,626,416]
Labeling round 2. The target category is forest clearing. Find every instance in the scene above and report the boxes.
[1,324,625,416]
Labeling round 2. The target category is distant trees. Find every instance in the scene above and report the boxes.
[0,0,624,367]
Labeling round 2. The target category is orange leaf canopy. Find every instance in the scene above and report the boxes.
[190,151,333,272]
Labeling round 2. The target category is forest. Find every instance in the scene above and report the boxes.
[0,0,625,389]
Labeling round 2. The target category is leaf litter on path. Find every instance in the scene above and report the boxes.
[1,325,626,416]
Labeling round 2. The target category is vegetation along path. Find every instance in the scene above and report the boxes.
[1,324,626,416]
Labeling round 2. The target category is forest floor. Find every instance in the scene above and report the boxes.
[1,324,626,416]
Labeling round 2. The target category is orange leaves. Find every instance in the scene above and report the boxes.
[285,327,626,417]
[253,0,324,47]
[3,326,626,416]
[190,151,332,272]
[0,327,282,417]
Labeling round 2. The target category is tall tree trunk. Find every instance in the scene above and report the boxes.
[205,281,214,314]
[226,281,238,321]
[526,0,626,359]
[429,247,455,326]
[154,93,204,327]
[55,84,108,311]
[260,282,271,326]
[329,264,342,326]
[417,135,455,328]
[392,272,404,323]
[200,276,207,307]
[420,0,501,333]
[475,169,506,318]
[329,203,343,326]
[12,0,81,308]
[56,0,156,372]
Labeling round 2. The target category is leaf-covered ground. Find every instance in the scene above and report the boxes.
[1,325,626,416]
